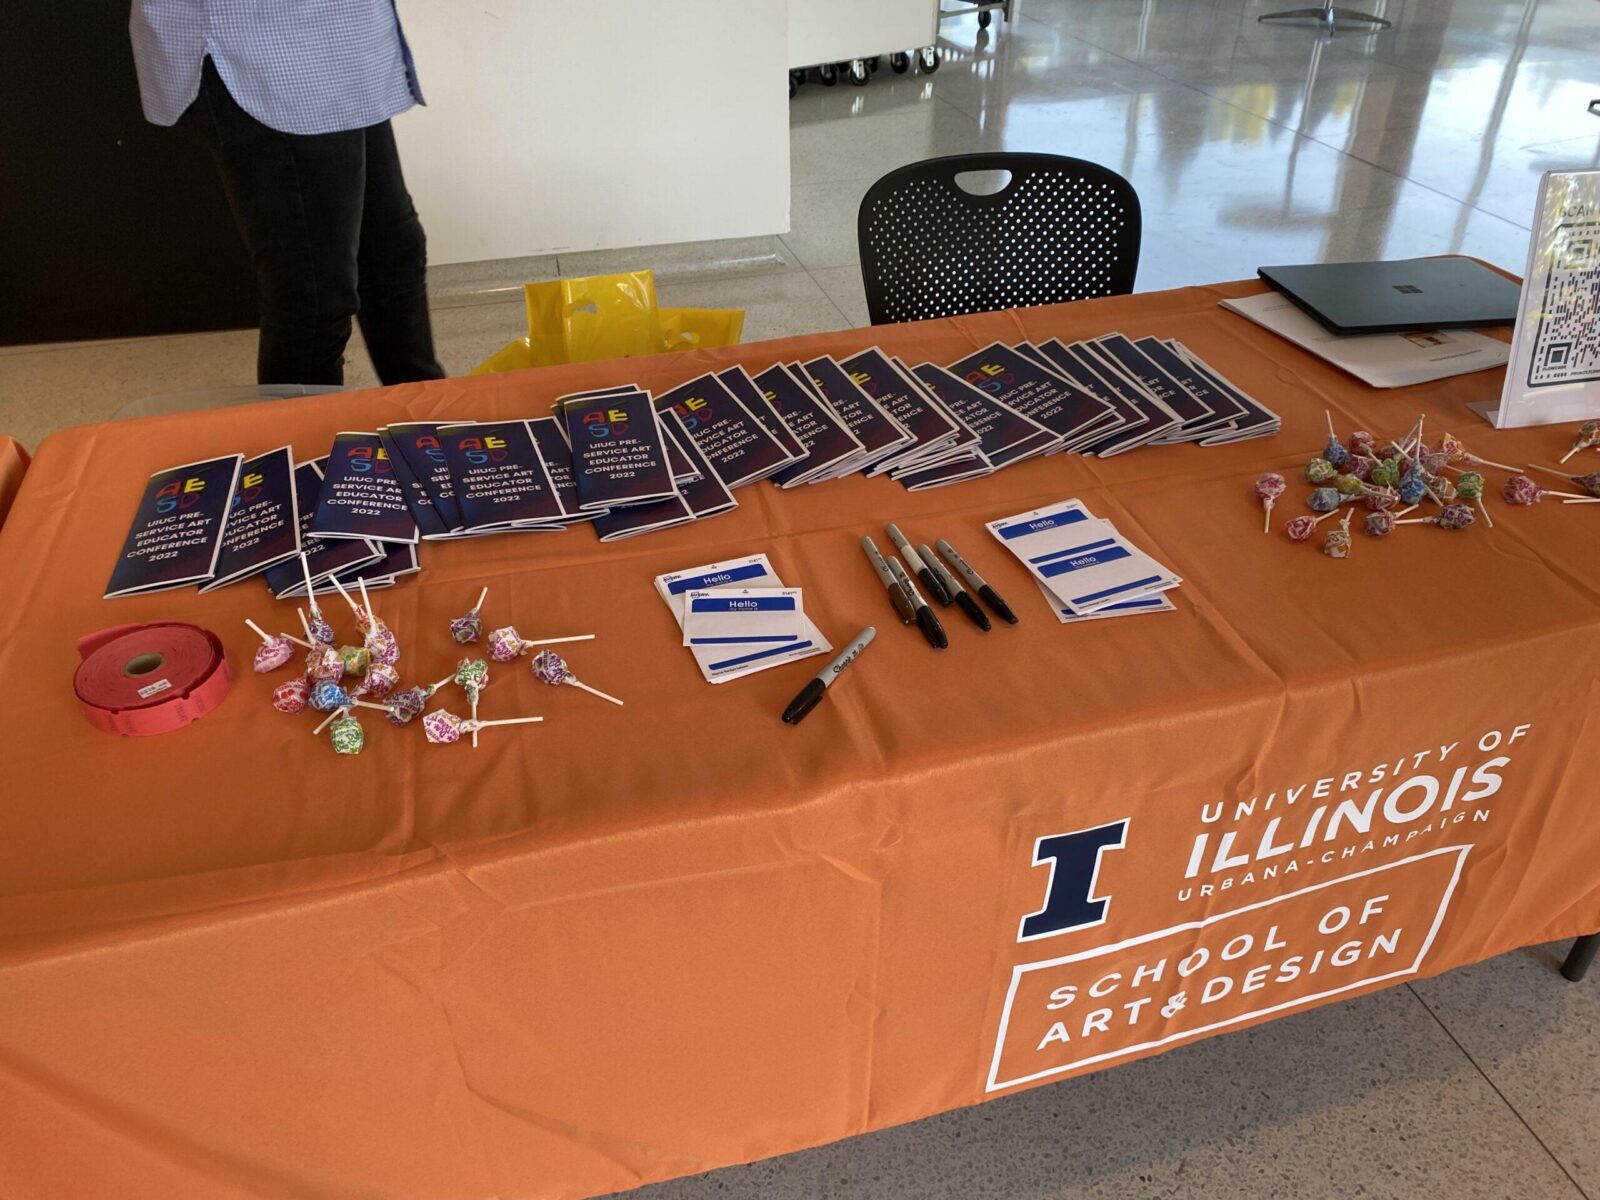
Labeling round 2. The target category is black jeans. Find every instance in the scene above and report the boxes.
[178,59,446,387]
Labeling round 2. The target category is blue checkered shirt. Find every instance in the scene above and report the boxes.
[130,1,424,135]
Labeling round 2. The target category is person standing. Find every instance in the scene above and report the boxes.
[129,2,447,386]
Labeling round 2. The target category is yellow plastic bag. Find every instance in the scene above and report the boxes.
[471,269,745,374]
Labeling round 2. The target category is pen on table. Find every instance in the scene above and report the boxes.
[886,523,953,607]
[934,538,1018,625]
[782,626,876,725]
[919,542,990,632]
[888,556,948,650]
[861,536,915,624]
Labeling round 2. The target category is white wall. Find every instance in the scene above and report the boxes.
[394,0,790,265]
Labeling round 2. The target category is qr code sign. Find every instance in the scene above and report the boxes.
[1529,220,1600,387]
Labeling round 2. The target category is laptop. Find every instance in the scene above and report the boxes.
[1257,256,1521,335]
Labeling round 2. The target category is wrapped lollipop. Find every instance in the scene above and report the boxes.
[422,709,544,746]
[1332,473,1365,497]
[1439,432,1522,474]
[451,588,489,645]
[1347,456,1373,483]
[1304,458,1337,484]
[298,609,345,682]
[382,674,455,726]
[337,645,372,676]
[530,650,624,707]
[311,707,365,755]
[1559,420,1600,464]
[1502,474,1592,506]
[1349,430,1376,459]
[353,661,400,699]
[272,675,312,713]
[1396,503,1476,531]
[1307,487,1345,513]
[1322,511,1353,559]
[1398,470,1431,506]
[328,575,373,633]
[1428,473,1458,503]
[1321,412,1349,469]
[485,627,597,663]
[1453,470,1492,529]
[455,658,490,744]
[1363,511,1395,538]
[1285,510,1339,542]
[1254,473,1286,533]
[245,620,309,673]
[297,553,336,645]
[1364,485,1399,512]
[1369,458,1401,489]
[309,679,355,712]
[1527,463,1600,498]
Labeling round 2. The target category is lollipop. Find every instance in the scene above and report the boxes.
[1284,510,1340,542]
[422,710,544,745]
[353,662,399,698]
[297,554,336,644]
[1369,458,1401,489]
[1254,473,1286,533]
[1349,430,1376,458]
[245,620,307,673]
[1304,458,1337,484]
[1331,473,1364,497]
[337,645,372,676]
[530,650,624,707]
[1428,474,1458,503]
[455,658,490,743]
[382,674,455,726]
[1502,474,1591,505]
[1396,503,1476,531]
[1348,456,1373,483]
[329,713,365,756]
[1439,431,1522,474]
[1321,412,1349,469]
[1527,463,1600,497]
[272,675,311,713]
[485,626,597,663]
[1363,511,1395,538]
[1322,512,1353,559]
[451,588,489,644]
[309,679,354,712]
[1307,487,1343,513]
[1559,420,1600,464]
[1398,471,1430,506]
[1364,486,1399,512]
[328,574,373,634]
[365,623,400,666]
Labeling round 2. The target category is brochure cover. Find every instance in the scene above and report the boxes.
[757,364,865,486]
[441,420,565,531]
[199,445,300,592]
[262,460,385,597]
[656,372,793,489]
[558,389,678,511]
[385,422,468,536]
[105,453,243,598]
[308,431,419,544]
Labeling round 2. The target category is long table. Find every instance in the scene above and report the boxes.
[2,279,1598,1200]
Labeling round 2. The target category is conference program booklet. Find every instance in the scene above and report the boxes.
[105,452,243,598]
[528,416,598,523]
[306,431,418,544]
[198,445,300,592]
[718,365,809,466]
[841,347,964,475]
[440,420,567,532]
[948,342,1114,453]
[558,388,678,511]
[800,355,913,474]
[656,371,796,489]
[907,362,1057,468]
[263,460,385,598]
[758,364,865,487]
[384,422,469,537]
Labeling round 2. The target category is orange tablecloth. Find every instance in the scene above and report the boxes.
[3,280,1599,1200]
[0,436,28,530]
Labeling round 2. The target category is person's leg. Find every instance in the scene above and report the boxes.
[178,59,365,385]
[355,121,446,383]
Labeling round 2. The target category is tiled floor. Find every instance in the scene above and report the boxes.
[8,2,1600,1194]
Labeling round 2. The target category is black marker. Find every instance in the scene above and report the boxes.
[887,523,953,607]
[889,556,948,650]
[919,542,990,631]
[934,538,1018,625]
[861,536,915,624]
[782,626,875,725]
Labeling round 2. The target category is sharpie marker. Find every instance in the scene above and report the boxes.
[889,556,948,650]
[935,538,1018,625]
[886,523,953,607]
[861,536,915,624]
[919,542,989,632]
[782,626,876,725]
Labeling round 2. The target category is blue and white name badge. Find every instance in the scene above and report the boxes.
[987,499,1179,615]
[682,587,805,647]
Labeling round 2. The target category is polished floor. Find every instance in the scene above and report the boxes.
[9,3,1600,1196]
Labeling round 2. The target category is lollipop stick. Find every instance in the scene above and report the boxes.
[1263,501,1271,535]
[313,706,349,735]
[1324,409,1336,441]
[565,678,624,706]
[297,607,314,642]
[471,691,479,748]
[299,552,317,603]
[1560,445,1581,464]
[1560,498,1600,505]
[358,577,374,622]
[521,634,597,648]
[1476,497,1494,528]
[1470,454,1523,473]
[245,619,272,644]
[427,674,454,694]
[472,716,546,728]
[472,586,488,616]
[329,574,361,617]
[1528,463,1577,481]
[1546,489,1593,500]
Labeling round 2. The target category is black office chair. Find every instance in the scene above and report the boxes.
[856,152,1141,326]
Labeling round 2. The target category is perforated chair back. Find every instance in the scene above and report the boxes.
[857,153,1141,325]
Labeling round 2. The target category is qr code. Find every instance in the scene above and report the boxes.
[1529,219,1600,387]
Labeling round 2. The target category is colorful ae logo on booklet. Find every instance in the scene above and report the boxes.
[583,407,632,438]
[411,433,447,463]
[231,470,265,508]
[670,394,714,431]
[345,444,393,474]
[155,474,207,513]
[456,434,509,464]
[849,369,880,396]
[966,362,1015,394]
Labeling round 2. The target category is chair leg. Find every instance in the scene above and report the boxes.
[1563,933,1600,982]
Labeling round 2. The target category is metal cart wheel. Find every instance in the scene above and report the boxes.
[849,58,871,86]
[890,51,911,73]
[918,46,941,73]
[817,62,838,86]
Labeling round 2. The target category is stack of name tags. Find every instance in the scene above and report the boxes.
[106,336,1276,598]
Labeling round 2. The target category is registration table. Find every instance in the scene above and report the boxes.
[2,280,1598,1199]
